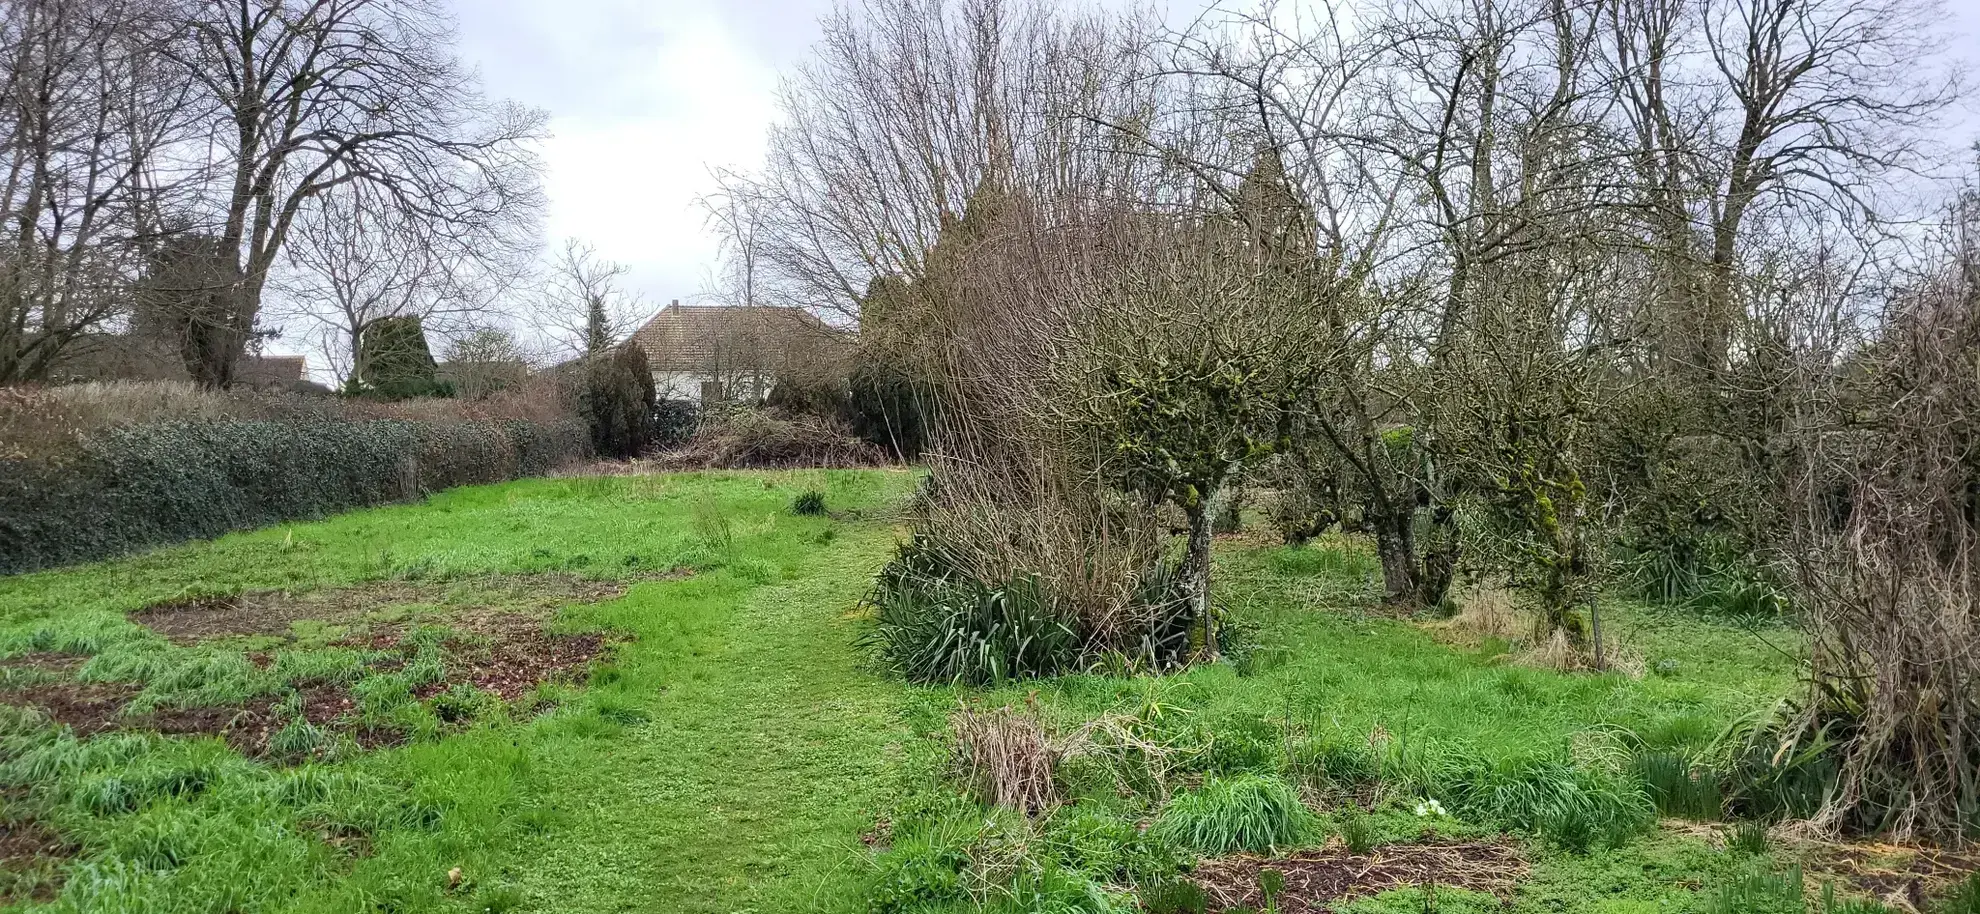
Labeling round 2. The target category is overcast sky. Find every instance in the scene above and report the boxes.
[445,0,837,322]
[425,0,1980,342]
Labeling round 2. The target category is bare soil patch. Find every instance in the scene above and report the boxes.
[1192,839,1528,913]
[130,570,686,643]
[2,615,613,757]
[420,622,609,703]
[0,680,137,736]
[0,653,84,675]
[342,612,614,703]
[0,819,73,904]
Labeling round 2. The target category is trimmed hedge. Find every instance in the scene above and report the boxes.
[0,417,587,575]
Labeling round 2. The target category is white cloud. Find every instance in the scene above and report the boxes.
[532,12,781,311]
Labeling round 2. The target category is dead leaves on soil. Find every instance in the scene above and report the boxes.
[1192,839,1528,913]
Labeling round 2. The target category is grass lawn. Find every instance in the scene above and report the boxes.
[0,469,1916,914]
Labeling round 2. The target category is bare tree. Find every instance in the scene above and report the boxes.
[277,180,531,385]
[158,0,544,387]
[533,238,643,362]
[713,0,1167,323]
[0,0,195,383]
[1604,0,1959,378]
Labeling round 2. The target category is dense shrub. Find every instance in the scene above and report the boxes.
[0,416,586,574]
[349,316,453,400]
[847,362,932,461]
[792,490,827,516]
[649,399,699,449]
[580,343,657,459]
[661,410,887,469]
[865,564,1079,686]
[764,368,850,418]
[861,531,1195,685]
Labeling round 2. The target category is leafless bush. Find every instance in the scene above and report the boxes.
[952,700,1066,814]
[1782,214,1980,844]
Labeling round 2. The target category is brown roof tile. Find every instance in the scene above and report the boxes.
[629,304,843,373]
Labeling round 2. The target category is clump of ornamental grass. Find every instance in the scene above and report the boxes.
[1151,774,1318,855]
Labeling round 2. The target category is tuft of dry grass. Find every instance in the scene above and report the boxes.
[1522,628,1645,678]
[1429,586,1523,645]
[1429,585,1643,677]
[951,699,1065,815]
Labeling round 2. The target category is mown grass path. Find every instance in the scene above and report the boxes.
[501,527,923,913]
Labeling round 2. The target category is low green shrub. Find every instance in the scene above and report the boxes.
[864,814,975,913]
[862,533,1196,686]
[1289,736,1382,795]
[1337,804,1376,853]
[1701,867,1889,914]
[1151,774,1318,855]
[1141,878,1210,914]
[1336,885,1503,914]
[1725,820,1770,855]
[792,490,827,516]
[1633,750,1724,820]
[1043,805,1184,888]
[1398,752,1654,853]
[864,571,1079,685]
[1941,873,1980,914]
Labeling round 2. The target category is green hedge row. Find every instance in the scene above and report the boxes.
[0,418,588,575]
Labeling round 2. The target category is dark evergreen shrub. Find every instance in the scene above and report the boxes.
[580,343,657,459]
[765,370,850,418]
[650,399,699,449]
[848,362,931,461]
[0,417,587,575]
[350,316,453,400]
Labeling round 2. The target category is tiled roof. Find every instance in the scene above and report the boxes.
[629,304,841,373]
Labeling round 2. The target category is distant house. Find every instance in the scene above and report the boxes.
[629,301,845,404]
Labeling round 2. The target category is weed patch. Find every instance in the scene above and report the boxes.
[129,571,681,643]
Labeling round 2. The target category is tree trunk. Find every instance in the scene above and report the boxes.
[1373,505,1421,606]
[1182,499,1218,659]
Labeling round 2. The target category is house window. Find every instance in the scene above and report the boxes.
[699,380,725,403]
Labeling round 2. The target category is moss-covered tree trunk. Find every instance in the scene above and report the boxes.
[1181,495,1219,659]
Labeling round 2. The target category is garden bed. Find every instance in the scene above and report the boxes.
[1191,839,1529,912]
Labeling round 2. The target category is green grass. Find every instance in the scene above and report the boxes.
[0,470,927,913]
[0,474,1892,914]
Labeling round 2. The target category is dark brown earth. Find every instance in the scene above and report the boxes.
[0,819,73,904]
[3,572,630,758]
[0,678,399,756]
[1192,839,1528,912]
[0,680,136,736]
